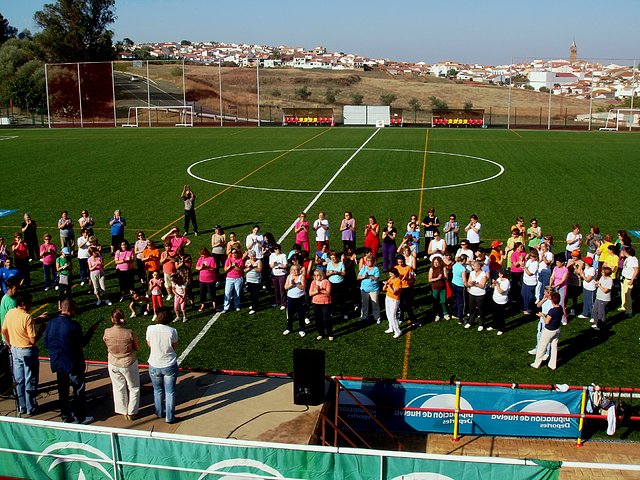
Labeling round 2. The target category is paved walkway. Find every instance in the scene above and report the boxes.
[1,362,639,479]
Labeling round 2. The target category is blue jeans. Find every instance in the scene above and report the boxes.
[12,347,39,414]
[224,277,243,310]
[582,288,595,318]
[43,264,56,288]
[521,283,536,312]
[148,363,178,423]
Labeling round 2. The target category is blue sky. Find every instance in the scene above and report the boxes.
[2,0,638,65]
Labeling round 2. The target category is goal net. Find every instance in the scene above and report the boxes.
[600,108,640,131]
[122,105,194,127]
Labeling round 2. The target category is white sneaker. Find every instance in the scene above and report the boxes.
[528,349,537,355]
[376,319,381,324]
[486,327,494,331]
[249,309,256,315]
[590,318,595,323]
[384,328,393,334]
[119,297,124,302]
[152,314,157,321]
[477,326,484,332]
[80,281,85,286]
[183,231,188,236]
[393,332,402,338]
[343,314,348,320]
[166,295,172,301]
[80,416,94,425]
[282,329,291,336]
[182,317,187,323]
[280,305,286,310]
[55,286,59,291]
[542,354,549,361]
[578,314,588,319]
[106,300,112,306]
[236,307,240,312]
[444,314,451,320]
[434,315,440,322]
[464,323,471,329]
[143,310,148,316]
[304,317,311,325]
[96,300,102,306]
[497,331,503,336]
[173,317,180,323]
[299,331,306,337]
[561,319,567,326]
[130,313,136,318]
[194,232,198,237]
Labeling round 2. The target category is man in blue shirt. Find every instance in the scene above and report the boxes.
[44,299,100,424]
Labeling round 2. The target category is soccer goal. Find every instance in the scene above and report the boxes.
[599,108,640,131]
[122,105,194,127]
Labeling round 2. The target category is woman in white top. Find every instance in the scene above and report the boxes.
[535,241,554,302]
[284,264,307,336]
[490,269,510,335]
[133,231,149,285]
[269,244,288,310]
[427,231,447,261]
[465,260,487,331]
[244,250,262,315]
[77,228,90,286]
[146,308,179,424]
[521,249,539,314]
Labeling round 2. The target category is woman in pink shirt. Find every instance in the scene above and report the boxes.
[549,256,569,324]
[309,269,332,340]
[223,248,244,312]
[509,242,526,303]
[294,213,310,252]
[196,247,217,312]
[115,240,135,302]
[39,233,57,290]
[88,246,111,306]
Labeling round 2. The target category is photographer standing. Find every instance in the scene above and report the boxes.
[181,185,198,236]
[44,299,99,424]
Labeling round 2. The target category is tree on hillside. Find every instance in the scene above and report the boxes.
[0,14,18,44]
[294,85,311,101]
[380,93,397,106]
[325,87,341,104]
[429,96,448,111]
[0,38,45,113]
[34,0,116,62]
[350,92,364,105]
[408,97,421,122]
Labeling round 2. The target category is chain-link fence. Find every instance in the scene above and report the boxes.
[32,57,639,130]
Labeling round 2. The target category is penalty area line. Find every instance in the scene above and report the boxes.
[277,128,381,244]
[177,312,222,366]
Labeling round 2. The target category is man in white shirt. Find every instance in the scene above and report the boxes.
[619,247,638,316]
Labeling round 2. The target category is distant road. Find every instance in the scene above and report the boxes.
[113,71,185,107]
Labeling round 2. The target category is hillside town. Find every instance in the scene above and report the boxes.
[120,40,639,101]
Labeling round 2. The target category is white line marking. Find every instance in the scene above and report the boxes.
[277,129,380,244]
[187,147,505,194]
[0,136,19,141]
[177,312,222,365]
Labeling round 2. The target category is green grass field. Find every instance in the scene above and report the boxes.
[2,126,640,389]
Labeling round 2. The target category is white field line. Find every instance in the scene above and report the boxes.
[277,128,380,244]
[0,136,19,141]
[178,129,380,365]
[177,312,221,365]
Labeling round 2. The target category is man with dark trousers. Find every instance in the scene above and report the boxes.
[44,299,99,424]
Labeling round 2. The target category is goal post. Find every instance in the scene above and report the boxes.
[122,105,194,127]
[599,108,640,131]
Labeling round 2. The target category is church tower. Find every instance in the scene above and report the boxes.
[570,40,577,64]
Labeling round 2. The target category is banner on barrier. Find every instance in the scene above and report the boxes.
[339,380,582,438]
[0,419,560,480]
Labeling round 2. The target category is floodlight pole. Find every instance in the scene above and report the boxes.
[111,61,117,127]
[587,60,594,131]
[77,63,84,128]
[256,57,261,127]
[182,59,187,107]
[629,61,637,132]
[506,59,512,129]
[44,64,51,128]
[547,78,552,130]
[218,60,223,127]
[146,61,151,127]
